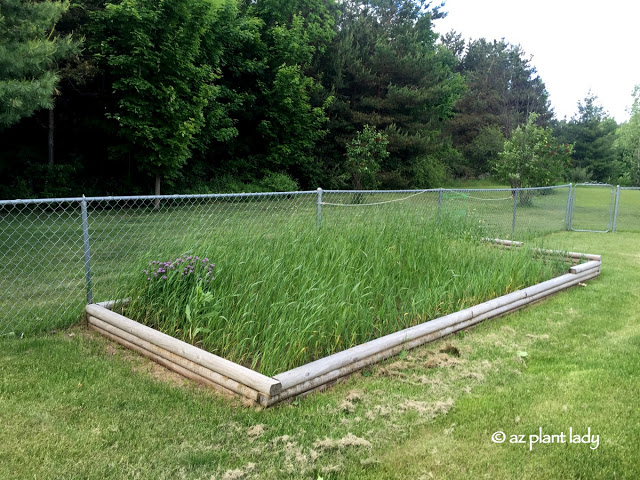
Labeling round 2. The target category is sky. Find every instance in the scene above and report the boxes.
[433,0,640,123]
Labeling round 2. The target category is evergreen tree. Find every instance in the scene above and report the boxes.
[554,93,618,182]
[319,0,465,188]
[0,0,79,128]
[445,37,552,176]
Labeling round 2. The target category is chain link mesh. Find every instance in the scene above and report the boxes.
[617,187,640,232]
[0,182,629,336]
[0,200,86,335]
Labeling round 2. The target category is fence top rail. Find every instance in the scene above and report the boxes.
[620,186,640,190]
[573,183,614,188]
[0,190,318,207]
[323,184,571,195]
[0,184,574,206]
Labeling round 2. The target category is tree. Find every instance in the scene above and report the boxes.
[0,0,79,128]
[186,0,336,190]
[554,92,618,182]
[345,124,389,190]
[93,0,220,195]
[318,0,465,189]
[493,113,572,195]
[613,85,640,185]
[445,37,552,176]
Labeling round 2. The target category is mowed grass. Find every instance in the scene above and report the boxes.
[118,218,566,375]
[0,231,638,479]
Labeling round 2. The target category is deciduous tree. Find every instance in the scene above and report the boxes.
[493,113,572,193]
[93,0,221,195]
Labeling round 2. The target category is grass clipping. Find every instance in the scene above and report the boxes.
[117,218,566,376]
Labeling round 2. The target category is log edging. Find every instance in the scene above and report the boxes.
[87,239,601,407]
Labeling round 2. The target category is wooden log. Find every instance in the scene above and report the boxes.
[88,316,263,402]
[85,304,281,397]
[274,265,600,391]
[273,308,474,390]
[484,238,601,262]
[533,248,601,262]
[95,299,129,310]
[470,268,600,324]
[570,260,601,274]
[267,267,601,405]
[89,322,259,404]
[484,238,524,247]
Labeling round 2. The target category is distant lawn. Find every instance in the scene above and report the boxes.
[442,177,510,189]
[1,231,638,479]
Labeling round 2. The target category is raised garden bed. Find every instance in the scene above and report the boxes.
[86,239,601,407]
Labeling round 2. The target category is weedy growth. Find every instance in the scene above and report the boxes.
[118,217,567,376]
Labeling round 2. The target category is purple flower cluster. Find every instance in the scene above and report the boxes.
[143,254,215,283]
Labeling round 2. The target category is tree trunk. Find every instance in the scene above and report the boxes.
[48,108,54,169]
[154,174,161,210]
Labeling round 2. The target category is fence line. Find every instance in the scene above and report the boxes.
[1,183,638,336]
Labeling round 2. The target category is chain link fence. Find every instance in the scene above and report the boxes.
[615,187,640,232]
[1,183,637,336]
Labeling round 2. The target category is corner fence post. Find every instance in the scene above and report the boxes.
[613,185,620,233]
[81,195,93,304]
[512,189,518,237]
[316,187,323,228]
[437,188,443,223]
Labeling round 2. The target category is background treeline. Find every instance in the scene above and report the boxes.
[1,0,639,198]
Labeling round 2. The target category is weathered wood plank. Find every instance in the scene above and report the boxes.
[88,316,263,402]
[274,265,600,391]
[85,304,281,397]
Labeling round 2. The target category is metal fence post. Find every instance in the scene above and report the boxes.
[568,185,575,231]
[316,187,323,228]
[511,189,518,237]
[613,185,621,233]
[437,188,443,222]
[564,183,573,230]
[81,195,93,304]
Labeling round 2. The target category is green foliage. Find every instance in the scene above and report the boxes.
[553,92,618,182]
[258,171,299,192]
[567,166,593,184]
[613,85,640,186]
[345,125,389,189]
[0,0,79,128]
[120,217,565,376]
[494,113,572,190]
[0,0,564,196]
[445,38,552,176]
[92,0,221,188]
[193,0,336,189]
[319,0,465,188]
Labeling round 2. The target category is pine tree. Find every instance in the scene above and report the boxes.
[319,0,464,188]
[445,38,552,176]
[0,0,78,128]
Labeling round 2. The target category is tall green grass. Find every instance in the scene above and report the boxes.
[117,217,567,376]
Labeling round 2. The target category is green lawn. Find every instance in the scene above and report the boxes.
[1,231,638,479]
